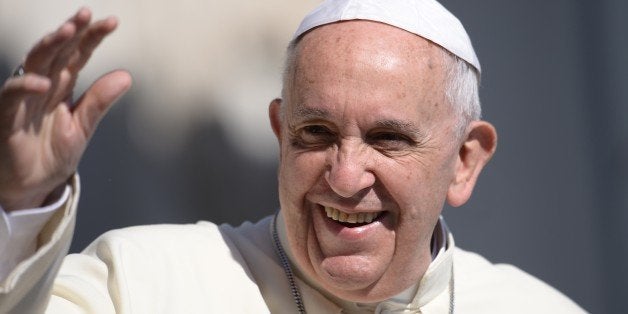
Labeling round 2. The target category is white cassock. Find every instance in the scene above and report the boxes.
[0,176,586,313]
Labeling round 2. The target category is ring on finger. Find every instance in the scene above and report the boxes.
[11,64,25,77]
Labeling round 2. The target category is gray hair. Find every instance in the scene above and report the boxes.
[442,50,482,137]
[281,37,482,138]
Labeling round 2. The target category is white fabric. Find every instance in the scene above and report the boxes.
[0,185,70,280]
[0,181,587,313]
[0,176,78,313]
[293,0,481,72]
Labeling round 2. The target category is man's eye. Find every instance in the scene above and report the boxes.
[291,125,335,148]
[303,125,332,135]
[369,132,413,150]
[373,133,406,142]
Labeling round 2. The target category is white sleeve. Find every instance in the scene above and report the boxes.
[0,185,71,281]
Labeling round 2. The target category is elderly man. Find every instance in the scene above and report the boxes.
[0,0,585,313]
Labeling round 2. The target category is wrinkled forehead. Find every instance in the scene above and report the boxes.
[293,0,480,73]
[287,21,452,127]
[295,20,447,73]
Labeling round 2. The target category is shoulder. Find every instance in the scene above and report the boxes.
[78,219,271,271]
[56,219,272,312]
[76,221,228,265]
[78,216,275,266]
[88,221,225,250]
[452,248,587,314]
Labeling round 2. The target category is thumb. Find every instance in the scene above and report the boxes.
[73,69,132,138]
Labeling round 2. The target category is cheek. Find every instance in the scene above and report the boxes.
[279,149,330,269]
[278,148,327,218]
[380,154,454,221]
[383,164,447,258]
[279,149,327,201]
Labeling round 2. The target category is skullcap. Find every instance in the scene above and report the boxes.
[294,0,481,72]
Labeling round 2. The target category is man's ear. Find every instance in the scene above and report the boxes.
[447,121,497,207]
[269,98,283,143]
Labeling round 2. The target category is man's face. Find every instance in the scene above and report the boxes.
[272,21,462,302]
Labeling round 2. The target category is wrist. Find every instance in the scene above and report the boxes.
[0,181,68,213]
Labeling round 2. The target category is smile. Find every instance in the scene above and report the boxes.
[324,206,382,224]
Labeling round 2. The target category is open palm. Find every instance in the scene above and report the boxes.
[0,8,131,211]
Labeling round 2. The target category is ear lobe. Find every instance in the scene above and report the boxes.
[447,121,497,207]
[269,98,283,142]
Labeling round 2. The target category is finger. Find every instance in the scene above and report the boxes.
[0,74,51,108]
[72,70,132,138]
[23,22,76,75]
[24,8,92,75]
[68,16,119,73]
[47,9,94,76]
[0,74,51,135]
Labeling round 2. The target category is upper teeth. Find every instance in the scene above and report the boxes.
[325,206,380,224]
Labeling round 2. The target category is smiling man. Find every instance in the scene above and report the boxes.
[0,0,586,313]
[271,18,475,303]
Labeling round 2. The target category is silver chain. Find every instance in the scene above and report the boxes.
[449,263,455,314]
[271,213,306,313]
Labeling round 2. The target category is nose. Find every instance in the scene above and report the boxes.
[325,141,376,198]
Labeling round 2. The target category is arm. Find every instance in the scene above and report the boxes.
[0,176,79,313]
[0,7,130,311]
[0,184,69,280]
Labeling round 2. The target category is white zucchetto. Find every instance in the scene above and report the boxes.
[294,0,481,72]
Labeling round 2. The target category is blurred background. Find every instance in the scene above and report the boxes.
[1,0,626,312]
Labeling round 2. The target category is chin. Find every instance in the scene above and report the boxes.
[315,269,411,303]
[318,255,381,288]
[304,238,409,303]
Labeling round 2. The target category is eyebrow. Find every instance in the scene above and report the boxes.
[293,106,330,120]
[375,119,414,130]
[374,119,424,137]
[292,105,426,138]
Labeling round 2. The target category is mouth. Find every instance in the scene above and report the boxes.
[324,206,384,227]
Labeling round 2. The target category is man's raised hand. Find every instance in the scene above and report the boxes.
[0,8,131,212]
